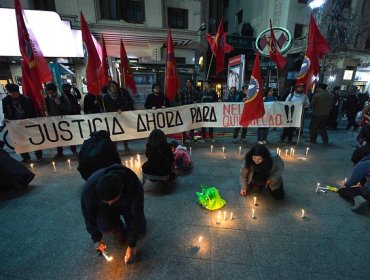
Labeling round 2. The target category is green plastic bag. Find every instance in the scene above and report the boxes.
[196,184,227,210]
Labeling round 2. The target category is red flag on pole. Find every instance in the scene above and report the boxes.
[100,36,109,88]
[296,13,330,91]
[269,19,287,70]
[80,12,101,96]
[120,39,137,94]
[240,52,265,127]
[206,17,233,74]
[15,0,52,116]
[164,29,179,102]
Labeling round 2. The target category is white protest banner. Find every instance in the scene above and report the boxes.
[7,102,302,153]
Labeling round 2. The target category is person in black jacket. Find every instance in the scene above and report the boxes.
[144,83,170,109]
[103,80,134,150]
[2,83,43,163]
[81,163,146,264]
[83,92,104,114]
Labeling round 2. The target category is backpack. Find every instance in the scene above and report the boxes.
[77,130,121,180]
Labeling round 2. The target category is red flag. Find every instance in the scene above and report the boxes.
[206,17,233,74]
[296,13,330,91]
[164,29,179,102]
[80,12,101,96]
[269,19,287,70]
[99,37,109,88]
[120,39,137,94]
[240,52,265,127]
[15,0,51,116]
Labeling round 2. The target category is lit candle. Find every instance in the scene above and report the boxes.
[301,209,305,218]
[278,149,281,156]
[239,146,242,155]
[67,159,72,171]
[306,147,309,156]
[198,236,203,248]
[222,147,225,154]
[276,148,279,154]
[189,147,192,155]
[137,154,141,165]
[125,160,129,167]
[253,196,257,206]
[290,148,293,156]
[130,157,134,170]
[344,177,347,183]
[30,163,34,172]
[252,209,255,219]
[102,251,113,262]
[315,182,321,193]
[223,211,227,220]
[292,149,295,157]
[210,145,213,154]
[217,211,221,224]
[52,161,57,172]
[285,149,288,156]
[230,212,233,220]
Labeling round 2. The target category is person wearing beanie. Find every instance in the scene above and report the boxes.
[81,163,146,265]
[2,83,43,163]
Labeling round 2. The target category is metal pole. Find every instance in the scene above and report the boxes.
[206,54,214,81]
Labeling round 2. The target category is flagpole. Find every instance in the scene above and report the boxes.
[206,53,214,81]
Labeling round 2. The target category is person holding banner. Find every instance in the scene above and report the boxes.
[198,80,218,142]
[103,80,134,151]
[2,83,43,163]
[232,83,249,143]
[145,83,170,110]
[179,79,197,144]
[45,82,76,159]
[257,87,278,144]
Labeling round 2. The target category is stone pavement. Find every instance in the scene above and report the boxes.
[1,123,370,280]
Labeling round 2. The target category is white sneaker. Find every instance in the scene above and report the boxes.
[351,196,367,212]
[257,141,264,144]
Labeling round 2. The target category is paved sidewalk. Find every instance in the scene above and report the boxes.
[1,125,370,280]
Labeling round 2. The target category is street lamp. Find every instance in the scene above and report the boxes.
[308,0,325,9]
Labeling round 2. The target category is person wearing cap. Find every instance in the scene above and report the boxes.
[309,83,334,144]
[232,83,249,143]
[144,83,170,109]
[2,83,43,163]
[45,82,76,159]
[280,83,310,144]
[81,163,146,264]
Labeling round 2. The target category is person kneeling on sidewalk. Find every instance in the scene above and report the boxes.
[169,140,193,175]
[81,164,146,264]
[239,143,285,200]
[338,155,370,213]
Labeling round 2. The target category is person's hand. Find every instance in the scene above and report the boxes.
[95,240,106,253]
[54,97,61,105]
[240,188,247,197]
[152,106,157,110]
[124,246,136,265]
[266,179,272,186]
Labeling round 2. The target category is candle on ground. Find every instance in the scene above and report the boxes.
[306,147,310,156]
[223,211,227,220]
[230,212,233,220]
[217,211,221,224]
[189,147,192,155]
[252,209,255,219]
[52,161,57,172]
[301,209,305,218]
[67,159,72,170]
[30,163,34,172]
[253,196,257,206]
[198,236,203,248]
[239,146,242,155]
[285,149,288,156]
[222,147,225,154]
[210,145,213,154]
[102,251,113,262]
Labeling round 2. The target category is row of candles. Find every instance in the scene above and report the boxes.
[276,147,310,157]
[29,159,72,173]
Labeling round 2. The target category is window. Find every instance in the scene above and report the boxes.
[33,0,55,11]
[168,7,188,29]
[294,24,305,39]
[99,0,145,24]
[236,10,243,24]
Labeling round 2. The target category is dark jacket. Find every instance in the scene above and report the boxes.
[142,143,174,176]
[83,93,104,114]
[103,88,134,112]
[311,91,334,116]
[144,93,170,109]
[198,89,218,103]
[2,95,37,120]
[64,92,81,115]
[45,93,72,116]
[81,164,145,247]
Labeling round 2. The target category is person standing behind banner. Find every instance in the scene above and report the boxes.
[179,79,197,144]
[309,83,334,144]
[257,87,277,144]
[345,85,361,131]
[103,80,134,151]
[45,82,76,159]
[62,83,81,115]
[327,86,340,130]
[232,83,249,143]
[198,80,218,142]
[83,92,104,114]
[2,83,43,163]
[144,83,170,110]
[280,83,310,144]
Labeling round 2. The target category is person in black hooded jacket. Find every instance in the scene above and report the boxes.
[81,163,146,264]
